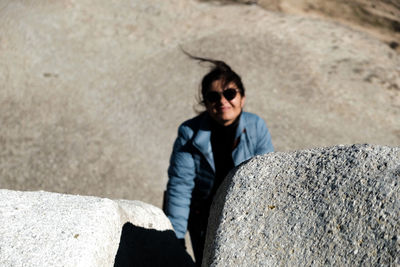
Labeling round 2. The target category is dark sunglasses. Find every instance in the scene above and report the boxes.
[205,88,239,103]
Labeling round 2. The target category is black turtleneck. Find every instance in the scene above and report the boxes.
[209,114,241,198]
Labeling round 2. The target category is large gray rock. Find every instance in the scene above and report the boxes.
[0,190,193,266]
[226,0,400,49]
[204,144,400,266]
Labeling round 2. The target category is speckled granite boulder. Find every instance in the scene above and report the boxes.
[0,190,193,267]
[203,144,400,266]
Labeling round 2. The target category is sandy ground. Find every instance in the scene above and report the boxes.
[0,0,399,211]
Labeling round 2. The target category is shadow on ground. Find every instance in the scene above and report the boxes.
[114,222,195,267]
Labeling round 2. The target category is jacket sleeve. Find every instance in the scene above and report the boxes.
[255,117,274,155]
[165,124,196,239]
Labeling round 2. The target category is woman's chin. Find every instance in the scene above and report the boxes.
[209,111,238,125]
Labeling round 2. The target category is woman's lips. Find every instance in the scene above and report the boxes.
[217,105,230,110]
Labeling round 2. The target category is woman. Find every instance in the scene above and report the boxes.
[164,53,274,265]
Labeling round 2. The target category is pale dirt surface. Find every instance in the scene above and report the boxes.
[0,0,399,212]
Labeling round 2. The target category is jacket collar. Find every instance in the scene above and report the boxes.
[235,113,245,140]
[192,113,214,171]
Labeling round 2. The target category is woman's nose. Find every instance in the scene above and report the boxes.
[219,94,229,104]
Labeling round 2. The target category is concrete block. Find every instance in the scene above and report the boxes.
[0,190,193,266]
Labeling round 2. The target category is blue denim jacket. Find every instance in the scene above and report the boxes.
[165,111,274,238]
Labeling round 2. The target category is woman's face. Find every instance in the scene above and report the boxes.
[205,79,245,126]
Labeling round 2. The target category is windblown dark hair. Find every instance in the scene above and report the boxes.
[182,49,245,106]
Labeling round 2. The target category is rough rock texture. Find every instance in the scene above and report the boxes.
[1,0,399,208]
[204,144,400,266]
[0,190,193,267]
